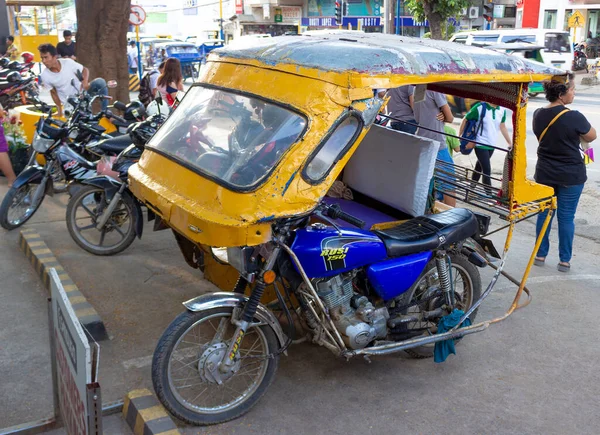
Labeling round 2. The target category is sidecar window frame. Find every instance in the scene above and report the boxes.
[301,111,363,185]
[145,83,309,193]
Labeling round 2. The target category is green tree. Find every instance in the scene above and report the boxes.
[405,0,472,40]
[75,0,132,102]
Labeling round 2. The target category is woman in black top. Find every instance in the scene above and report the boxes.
[532,74,596,272]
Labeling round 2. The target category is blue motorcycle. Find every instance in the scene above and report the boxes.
[152,201,485,425]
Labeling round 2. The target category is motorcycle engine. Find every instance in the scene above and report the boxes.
[314,273,388,349]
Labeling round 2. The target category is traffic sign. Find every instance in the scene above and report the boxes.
[568,11,584,28]
[129,5,146,26]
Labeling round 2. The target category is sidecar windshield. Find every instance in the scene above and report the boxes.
[147,86,307,190]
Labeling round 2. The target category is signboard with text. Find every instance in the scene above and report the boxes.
[281,6,302,23]
[51,269,94,435]
[308,0,380,17]
[235,0,243,15]
[302,16,381,27]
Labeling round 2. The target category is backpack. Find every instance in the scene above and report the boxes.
[138,70,158,107]
[459,102,487,155]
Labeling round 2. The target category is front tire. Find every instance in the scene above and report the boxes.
[152,307,279,426]
[400,253,481,358]
[0,182,45,230]
[66,185,137,255]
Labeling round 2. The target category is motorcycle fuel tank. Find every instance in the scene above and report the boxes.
[291,225,387,279]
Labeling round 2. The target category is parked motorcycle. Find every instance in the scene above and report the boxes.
[573,43,588,72]
[0,98,134,230]
[65,111,166,255]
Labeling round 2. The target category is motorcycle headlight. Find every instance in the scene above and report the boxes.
[69,128,79,139]
[32,133,54,153]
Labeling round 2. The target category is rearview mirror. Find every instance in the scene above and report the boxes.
[107,80,117,89]
[75,69,84,82]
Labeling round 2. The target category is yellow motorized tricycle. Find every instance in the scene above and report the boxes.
[128,32,564,425]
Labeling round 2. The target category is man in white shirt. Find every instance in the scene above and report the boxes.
[38,43,90,118]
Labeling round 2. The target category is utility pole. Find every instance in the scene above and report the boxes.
[383,0,392,34]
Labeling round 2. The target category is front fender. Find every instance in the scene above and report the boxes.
[13,165,45,190]
[123,189,144,239]
[13,165,54,197]
[183,292,288,352]
[77,176,121,200]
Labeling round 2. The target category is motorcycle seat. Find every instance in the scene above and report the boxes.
[95,134,132,154]
[373,208,479,258]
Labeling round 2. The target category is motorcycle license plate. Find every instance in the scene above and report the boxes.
[553,63,562,68]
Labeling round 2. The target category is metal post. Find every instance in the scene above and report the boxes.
[219,0,224,41]
[136,25,142,80]
[396,0,401,35]
[33,8,38,35]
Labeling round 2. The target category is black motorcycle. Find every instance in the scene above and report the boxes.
[0,100,134,230]
[573,43,588,72]
[65,113,166,255]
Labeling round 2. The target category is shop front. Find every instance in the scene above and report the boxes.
[238,5,302,36]
[305,0,383,32]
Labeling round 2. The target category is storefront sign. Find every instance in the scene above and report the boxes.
[281,6,302,23]
[308,0,380,17]
[275,7,282,23]
[263,4,270,19]
[394,16,429,27]
[183,0,198,16]
[235,0,243,15]
[51,270,93,435]
[302,16,381,27]
[493,5,504,19]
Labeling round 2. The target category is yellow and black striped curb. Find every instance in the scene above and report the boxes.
[129,73,140,92]
[123,389,180,435]
[19,228,109,342]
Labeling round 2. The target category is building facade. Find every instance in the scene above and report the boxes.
[537,0,600,42]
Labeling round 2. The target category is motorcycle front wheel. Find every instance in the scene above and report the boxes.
[152,307,279,426]
[0,182,45,230]
[398,253,481,359]
[66,185,137,255]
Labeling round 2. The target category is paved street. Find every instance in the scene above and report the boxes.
[1,79,599,434]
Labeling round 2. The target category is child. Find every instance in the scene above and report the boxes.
[0,104,16,187]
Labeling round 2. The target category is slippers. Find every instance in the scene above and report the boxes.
[534,257,546,267]
[557,263,571,273]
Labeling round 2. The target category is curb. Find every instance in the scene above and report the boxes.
[19,228,109,341]
[123,389,180,435]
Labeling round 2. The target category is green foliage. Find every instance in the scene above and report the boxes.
[405,0,472,39]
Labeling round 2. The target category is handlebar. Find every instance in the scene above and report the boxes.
[105,109,127,125]
[324,204,366,229]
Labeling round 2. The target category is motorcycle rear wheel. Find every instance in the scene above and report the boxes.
[0,182,45,230]
[401,253,481,359]
[66,185,137,256]
[152,307,279,426]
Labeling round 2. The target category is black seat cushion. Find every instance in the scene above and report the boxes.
[95,135,132,154]
[0,80,16,90]
[373,208,479,258]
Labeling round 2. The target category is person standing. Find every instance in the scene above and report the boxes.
[57,30,77,59]
[38,43,98,118]
[460,101,512,195]
[532,75,596,272]
[412,88,455,206]
[128,41,139,74]
[157,58,184,107]
[387,85,417,134]
[0,104,16,187]
[5,36,18,60]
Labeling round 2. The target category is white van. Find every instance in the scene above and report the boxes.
[449,29,573,70]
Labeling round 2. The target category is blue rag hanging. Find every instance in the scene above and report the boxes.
[433,309,472,363]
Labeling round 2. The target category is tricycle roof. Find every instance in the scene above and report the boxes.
[209,31,565,88]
